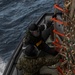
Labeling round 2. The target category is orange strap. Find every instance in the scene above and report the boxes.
[51,18,68,26]
[59,59,64,62]
[57,66,64,75]
[53,41,62,49]
[54,4,68,13]
[52,18,63,25]
[73,69,75,74]
[55,37,60,43]
[53,29,65,37]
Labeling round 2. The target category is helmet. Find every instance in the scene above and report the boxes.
[24,45,40,57]
[29,23,38,31]
[29,23,40,37]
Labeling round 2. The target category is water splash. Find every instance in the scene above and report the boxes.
[0,57,7,75]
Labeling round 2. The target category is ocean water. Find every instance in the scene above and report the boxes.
[0,0,63,75]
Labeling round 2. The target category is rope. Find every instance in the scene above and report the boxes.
[62,0,75,75]
[53,0,75,75]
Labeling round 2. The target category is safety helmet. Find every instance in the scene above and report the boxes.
[29,23,38,31]
[24,45,40,57]
[29,23,40,37]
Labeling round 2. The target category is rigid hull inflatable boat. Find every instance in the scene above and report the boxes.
[3,13,63,75]
[3,0,75,74]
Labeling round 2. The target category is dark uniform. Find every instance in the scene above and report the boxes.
[24,24,58,56]
[16,54,61,75]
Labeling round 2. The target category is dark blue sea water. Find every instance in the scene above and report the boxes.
[0,0,63,74]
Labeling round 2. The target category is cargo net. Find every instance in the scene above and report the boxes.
[52,0,75,75]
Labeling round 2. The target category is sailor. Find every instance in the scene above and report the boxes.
[16,45,62,75]
[23,14,58,56]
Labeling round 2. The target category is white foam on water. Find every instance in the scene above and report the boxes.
[0,57,7,75]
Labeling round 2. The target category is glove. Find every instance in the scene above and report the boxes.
[39,25,45,31]
[52,14,57,18]
[46,20,53,28]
